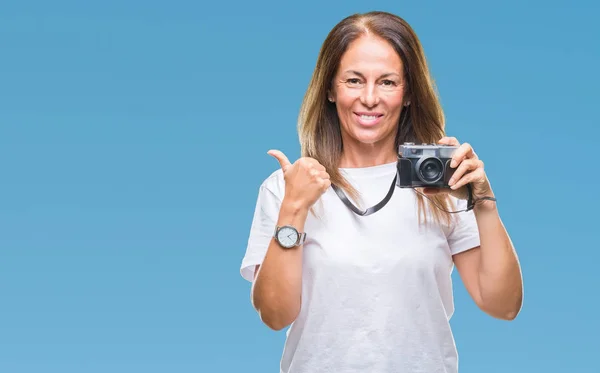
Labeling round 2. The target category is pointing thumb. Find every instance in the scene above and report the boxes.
[267,149,292,171]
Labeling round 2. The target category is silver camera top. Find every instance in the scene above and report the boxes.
[398,142,459,159]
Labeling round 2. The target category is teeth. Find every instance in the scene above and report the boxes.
[361,115,378,120]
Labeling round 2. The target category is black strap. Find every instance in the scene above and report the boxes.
[465,183,497,211]
[331,174,398,216]
[332,174,496,215]
[466,183,475,211]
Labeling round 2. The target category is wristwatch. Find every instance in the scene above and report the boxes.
[274,225,306,249]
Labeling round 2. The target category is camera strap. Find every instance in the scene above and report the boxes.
[466,184,475,211]
[332,173,493,215]
[331,173,398,217]
[465,183,498,211]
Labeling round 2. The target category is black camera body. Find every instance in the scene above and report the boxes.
[396,142,458,188]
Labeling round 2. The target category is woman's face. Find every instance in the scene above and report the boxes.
[330,34,408,155]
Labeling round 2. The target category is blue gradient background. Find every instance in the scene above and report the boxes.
[1,1,598,372]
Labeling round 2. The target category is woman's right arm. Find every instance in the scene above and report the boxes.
[251,201,309,331]
[250,149,330,331]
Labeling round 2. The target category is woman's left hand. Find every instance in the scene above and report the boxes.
[422,136,493,201]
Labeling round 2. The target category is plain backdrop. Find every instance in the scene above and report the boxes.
[1,1,598,372]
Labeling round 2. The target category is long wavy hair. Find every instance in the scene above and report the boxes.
[298,11,455,225]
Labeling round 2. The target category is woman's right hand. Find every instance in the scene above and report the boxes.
[268,149,331,211]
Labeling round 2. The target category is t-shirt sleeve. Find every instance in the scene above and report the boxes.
[239,176,283,282]
[446,198,481,256]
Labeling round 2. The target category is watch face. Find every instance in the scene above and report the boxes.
[277,226,299,248]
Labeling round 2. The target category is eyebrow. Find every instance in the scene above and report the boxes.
[343,70,401,79]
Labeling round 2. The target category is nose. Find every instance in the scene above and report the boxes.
[360,83,379,107]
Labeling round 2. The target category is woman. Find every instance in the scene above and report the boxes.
[240,11,523,373]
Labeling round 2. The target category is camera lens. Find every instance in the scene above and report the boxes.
[416,157,444,183]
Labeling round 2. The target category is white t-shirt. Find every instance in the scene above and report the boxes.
[240,161,481,373]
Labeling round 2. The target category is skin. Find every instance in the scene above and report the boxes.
[425,137,523,320]
[328,33,407,168]
[254,34,523,330]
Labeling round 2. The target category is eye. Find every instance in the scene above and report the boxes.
[346,78,361,85]
[381,79,397,87]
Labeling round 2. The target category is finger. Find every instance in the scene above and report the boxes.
[267,149,292,171]
[301,157,326,171]
[450,142,477,168]
[321,178,332,191]
[450,168,485,191]
[449,159,481,187]
[438,136,460,146]
[314,163,326,172]
[309,169,329,180]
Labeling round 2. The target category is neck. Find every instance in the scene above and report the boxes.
[338,144,397,168]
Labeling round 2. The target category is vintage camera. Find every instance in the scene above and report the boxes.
[396,142,458,188]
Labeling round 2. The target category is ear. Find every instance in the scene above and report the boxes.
[327,89,335,103]
[403,88,411,106]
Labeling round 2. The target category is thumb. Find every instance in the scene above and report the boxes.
[267,149,292,171]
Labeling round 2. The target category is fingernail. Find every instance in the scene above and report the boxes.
[450,160,457,168]
[449,178,455,185]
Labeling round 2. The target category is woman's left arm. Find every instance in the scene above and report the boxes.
[454,198,523,320]
[426,137,524,320]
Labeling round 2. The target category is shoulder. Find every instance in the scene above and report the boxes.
[257,168,285,201]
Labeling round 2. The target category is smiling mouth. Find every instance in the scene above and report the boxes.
[354,112,384,126]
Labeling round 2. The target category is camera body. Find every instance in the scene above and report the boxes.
[396,142,458,188]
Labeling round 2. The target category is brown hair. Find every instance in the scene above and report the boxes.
[298,11,454,224]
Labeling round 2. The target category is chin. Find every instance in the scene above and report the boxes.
[350,128,391,145]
